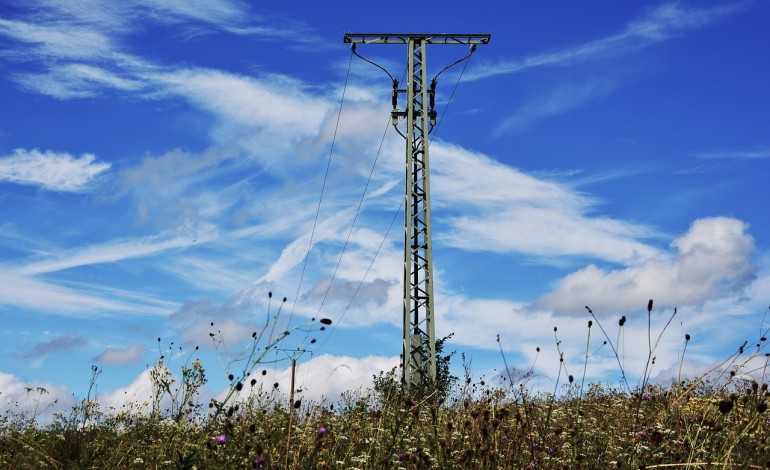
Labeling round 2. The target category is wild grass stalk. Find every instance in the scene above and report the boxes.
[3,302,770,469]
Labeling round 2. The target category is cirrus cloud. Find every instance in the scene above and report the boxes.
[0,148,110,192]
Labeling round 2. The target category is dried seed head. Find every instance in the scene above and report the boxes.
[647,299,653,313]
[718,400,733,414]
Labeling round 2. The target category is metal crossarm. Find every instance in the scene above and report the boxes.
[344,33,489,390]
[344,33,491,45]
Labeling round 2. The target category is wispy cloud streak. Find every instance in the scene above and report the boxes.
[465,3,742,81]
[697,148,770,159]
[493,78,616,135]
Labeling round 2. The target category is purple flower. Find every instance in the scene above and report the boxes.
[255,455,266,468]
[318,426,326,435]
[396,452,405,461]
[635,431,647,437]
[215,434,227,445]
[642,393,652,400]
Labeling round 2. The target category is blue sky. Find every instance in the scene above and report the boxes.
[2,1,769,416]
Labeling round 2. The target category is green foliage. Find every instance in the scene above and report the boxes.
[3,375,770,469]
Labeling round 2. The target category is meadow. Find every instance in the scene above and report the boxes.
[2,301,769,469]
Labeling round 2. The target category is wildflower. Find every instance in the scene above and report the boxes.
[635,430,647,437]
[215,434,227,445]
[255,455,266,468]
[642,393,652,400]
[396,452,405,461]
[318,426,327,435]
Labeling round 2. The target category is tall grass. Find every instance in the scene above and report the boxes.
[2,302,769,469]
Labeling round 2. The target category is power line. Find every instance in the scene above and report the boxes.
[294,42,480,363]
[315,51,478,355]
[314,115,393,316]
[316,196,404,352]
[288,49,354,327]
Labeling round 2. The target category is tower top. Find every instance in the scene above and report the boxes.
[343,33,490,45]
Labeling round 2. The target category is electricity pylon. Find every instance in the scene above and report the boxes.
[343,33,490,389]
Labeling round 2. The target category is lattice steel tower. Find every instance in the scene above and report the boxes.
[343,33,490,389]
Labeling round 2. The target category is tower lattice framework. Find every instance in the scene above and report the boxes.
[343,33,490,389]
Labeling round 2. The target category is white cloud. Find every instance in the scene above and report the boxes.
[94,344,145,364]
[0,270,152,315]
[0,149,110,192]
[16,233,206,277]
[534,217,757,314]
[152,68,332,162]
[0,372,73,423]
[697,148,770,160]
[432,142,660,264]
[465,3,742,81]
[137,0,243,26]
[97,368,164,412]
[229,354,398,404]
[494,78,617,135]
[0,18,115,60]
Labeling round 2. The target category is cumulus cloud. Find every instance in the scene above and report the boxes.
[230,354,398,404]
[97,368,168,412]
[0,372,73,423]
[534,217,757,315]
[0,149,110,192]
